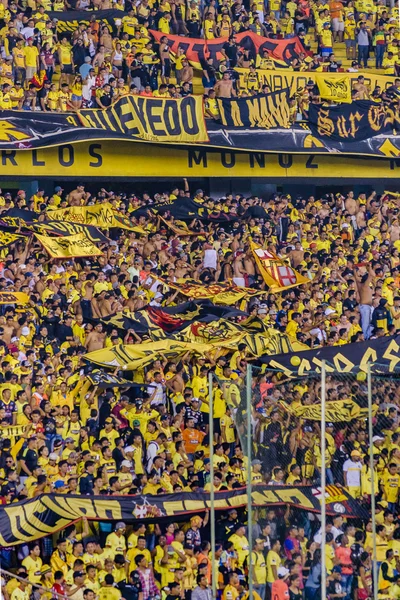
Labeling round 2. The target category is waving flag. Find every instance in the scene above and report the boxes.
[250,240,310,292]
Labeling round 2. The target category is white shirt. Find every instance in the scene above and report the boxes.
[21,26,35,39]
[203,248,217,270]
[342,458,362,487]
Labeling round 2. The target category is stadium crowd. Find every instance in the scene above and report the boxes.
[0,182,399,600]
[0,0,397,110]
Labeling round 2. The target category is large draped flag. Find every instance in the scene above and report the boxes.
[250,240,310,292]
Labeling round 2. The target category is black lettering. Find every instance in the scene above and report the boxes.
[120,96,142,134]
[236,34,257,60]
[188,150,207,167]
[88,144,103,168]
[32,150,45,167]
[192,42,207,63]
[164,100,180,136]
[174,41,190,55]
[2,151,16,166]
[390,159,400,170]
[306,155,318,169]
[221,152,235,168]
[146,98,164,136]
[204,41,225,63]
[249,153,265,168]
[278,154,293,169]
[181,96,199,135]
[58,144,74,167]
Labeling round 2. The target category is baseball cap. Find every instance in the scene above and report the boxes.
[120,460,132,469]
[251,459,262,466]
[333,566,342,573]
[41,565,52,574]
[49,453,58,461]
[372,435,384,442]
[55,186,63,192]
[115,521,126,530]
[278,567,289,578]
[351,450,361,458]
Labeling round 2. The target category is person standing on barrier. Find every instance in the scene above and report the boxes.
[356,22,371,68]
[354,264,374,340]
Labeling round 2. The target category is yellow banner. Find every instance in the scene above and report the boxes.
[85,340,212,371]
[0,292,30,305]
[162,277,262,305]
[0,423,30,438]
[0,142,398,177]
[280,399,378,422]
[77,95,208,144]
[47,203,144,232]
[159,216,201,236]
[0,231,24,249]
[315,74,352,103]
[250,240,310,292]
[35,232,103,258]
[235,68,397,97]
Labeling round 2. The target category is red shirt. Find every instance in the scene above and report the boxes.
[335,546,352,574]
[52,583,66,597]
[271,579,289,600]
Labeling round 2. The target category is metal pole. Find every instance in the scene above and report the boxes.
[321,361,327,600]
[208,372,216,600]
[246,366,253,599]
[368,365,378,600]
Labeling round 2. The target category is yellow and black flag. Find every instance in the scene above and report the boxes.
[250,240,310,292]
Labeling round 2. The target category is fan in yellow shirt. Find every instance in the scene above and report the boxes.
[22,544,43,584]
[105,522,127,558]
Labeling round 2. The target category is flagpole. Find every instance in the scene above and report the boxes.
[321,361,327,600]
[208,373,216,600]
[368,365,378,600]
[246,366,253,600]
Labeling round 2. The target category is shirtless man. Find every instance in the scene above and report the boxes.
[85,323,105,352]
[243,249,256,285]
[352,75,370,99]
[181,60,193,86]
[68,184,91,207]
[289,241,305,268]
[354,263,374,339]
[143,235,156,258]
[345,191,358,216]
[214,72,236,98]
[175,258,192,278]
[0,316,15,345]
[233,251,246,287]
[355,205,367,230]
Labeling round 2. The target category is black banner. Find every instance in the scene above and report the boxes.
[309,100,395,142]
[0,485,367,546]
[0,95,206,149]
[0,210,109,245]
[86,370,146,389]
[218,90,291,129]
[28,221,109,244]
[261,334,400,376]
[47,9,122,33]
[101,300,246,335]
[0,101,399,157]
[0,207,40,228]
